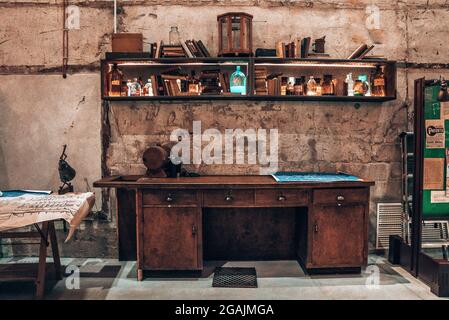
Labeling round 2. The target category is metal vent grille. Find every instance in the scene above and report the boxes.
[376,203,404,250]
[212,267,257,288]
[422,221,449,248]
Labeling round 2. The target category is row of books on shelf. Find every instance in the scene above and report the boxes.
[274,39,383,60]
[149,40,211,58]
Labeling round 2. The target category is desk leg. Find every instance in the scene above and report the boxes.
[48,221,62,280]
[35,222,49,299]
[137,269,143,281]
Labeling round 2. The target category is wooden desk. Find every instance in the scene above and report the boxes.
[94,175,374,280]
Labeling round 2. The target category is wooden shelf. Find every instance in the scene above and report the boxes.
[103,95,396,102]
[101,54,397,103]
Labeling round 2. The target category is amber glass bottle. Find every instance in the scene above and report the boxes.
[108,63,123,97]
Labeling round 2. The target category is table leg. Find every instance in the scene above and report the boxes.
[35,221,49,299]
[48,221,62,280]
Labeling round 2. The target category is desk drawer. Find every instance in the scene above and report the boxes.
[313,188,368,206]
[143,190,199,206]
[203,189,255,207]
[255,189,308,206]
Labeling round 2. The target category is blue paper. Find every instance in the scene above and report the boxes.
[272,172,361,183]
[0,190,51,198]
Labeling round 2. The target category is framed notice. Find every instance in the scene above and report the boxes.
[441,101,449,120]
[423,157,444,190]
[425,119,445,149]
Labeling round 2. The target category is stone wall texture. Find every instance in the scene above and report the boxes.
[1,0,449,257]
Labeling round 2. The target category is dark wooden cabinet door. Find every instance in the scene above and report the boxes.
[143,207,201,270]
[311,205,366,268]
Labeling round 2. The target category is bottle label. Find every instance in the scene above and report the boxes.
[111,80,121,86]
[374,78,385,86]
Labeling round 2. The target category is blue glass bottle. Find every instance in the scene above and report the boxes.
[230,66,247,95]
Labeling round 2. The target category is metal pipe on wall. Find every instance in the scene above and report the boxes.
[62,0,69,78]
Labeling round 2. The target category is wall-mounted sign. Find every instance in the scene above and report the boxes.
[426,119,445,149]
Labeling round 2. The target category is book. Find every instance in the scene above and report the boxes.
[197,40,211,57]
[181,42,194,58]
[150,75,159,96]
[218,73,229,93]
[307,53,331,58]
[255,66,268,95]
[294,38,301,58]
[255,48,277,57]
[276,41,285,58]
[300,37,311,58]
[155,41,163,58]
[192,40,205,57]
[357,45,375,59]
[347,44,368,59]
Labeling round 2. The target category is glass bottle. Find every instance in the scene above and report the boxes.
[294,78,304,96]
[120,81,128,97]
[280,77,287,96]
[138,77,144,91]
[286,77,295,95]
[307,76,317,96]
[315,78,322,96]
[230,66,247,95]
[126,79,132,97]
[353,79,365,96]
[372,66,386,97]
[345,73,354,96]
[188,71,200,95]
[107,63,123,97]
[144,79,154,96]
[321,74,335,95]
[357,74,370,96]
[131,78,142,96]
[169,26,181,45]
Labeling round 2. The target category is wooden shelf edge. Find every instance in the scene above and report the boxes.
[102,96,396,103]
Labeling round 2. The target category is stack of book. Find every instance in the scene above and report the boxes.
[161,45,187,58]
[200,70,222,95]
[255,67,268,95]
[184,40,211,57]
[151,40,211,58]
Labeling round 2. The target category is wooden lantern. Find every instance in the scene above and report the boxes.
[217,12,253,57]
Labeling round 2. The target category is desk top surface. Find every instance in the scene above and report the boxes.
[94,175,374,189]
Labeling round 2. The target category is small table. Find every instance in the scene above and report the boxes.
[0,221,61,299]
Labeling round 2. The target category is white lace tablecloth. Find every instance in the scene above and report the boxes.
[0,192,95,241]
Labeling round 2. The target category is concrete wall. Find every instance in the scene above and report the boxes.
[0,0,448,258]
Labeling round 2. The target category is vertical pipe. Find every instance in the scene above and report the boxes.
[114,0,117,34]
[62,0,68,78]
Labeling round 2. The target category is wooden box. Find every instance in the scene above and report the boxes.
[112,33,143,52]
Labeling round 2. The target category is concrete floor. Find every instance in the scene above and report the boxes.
[0,254,443,300]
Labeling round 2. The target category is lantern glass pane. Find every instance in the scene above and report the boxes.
[220,17,228,51]
[245,17,250,50]
[232,15,241,49]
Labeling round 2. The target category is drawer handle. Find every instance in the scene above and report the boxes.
[166,194,174,202]
[336,195,345,207]
[224,195,233,202]
[192,225,197,235]
[278,195,286,201]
